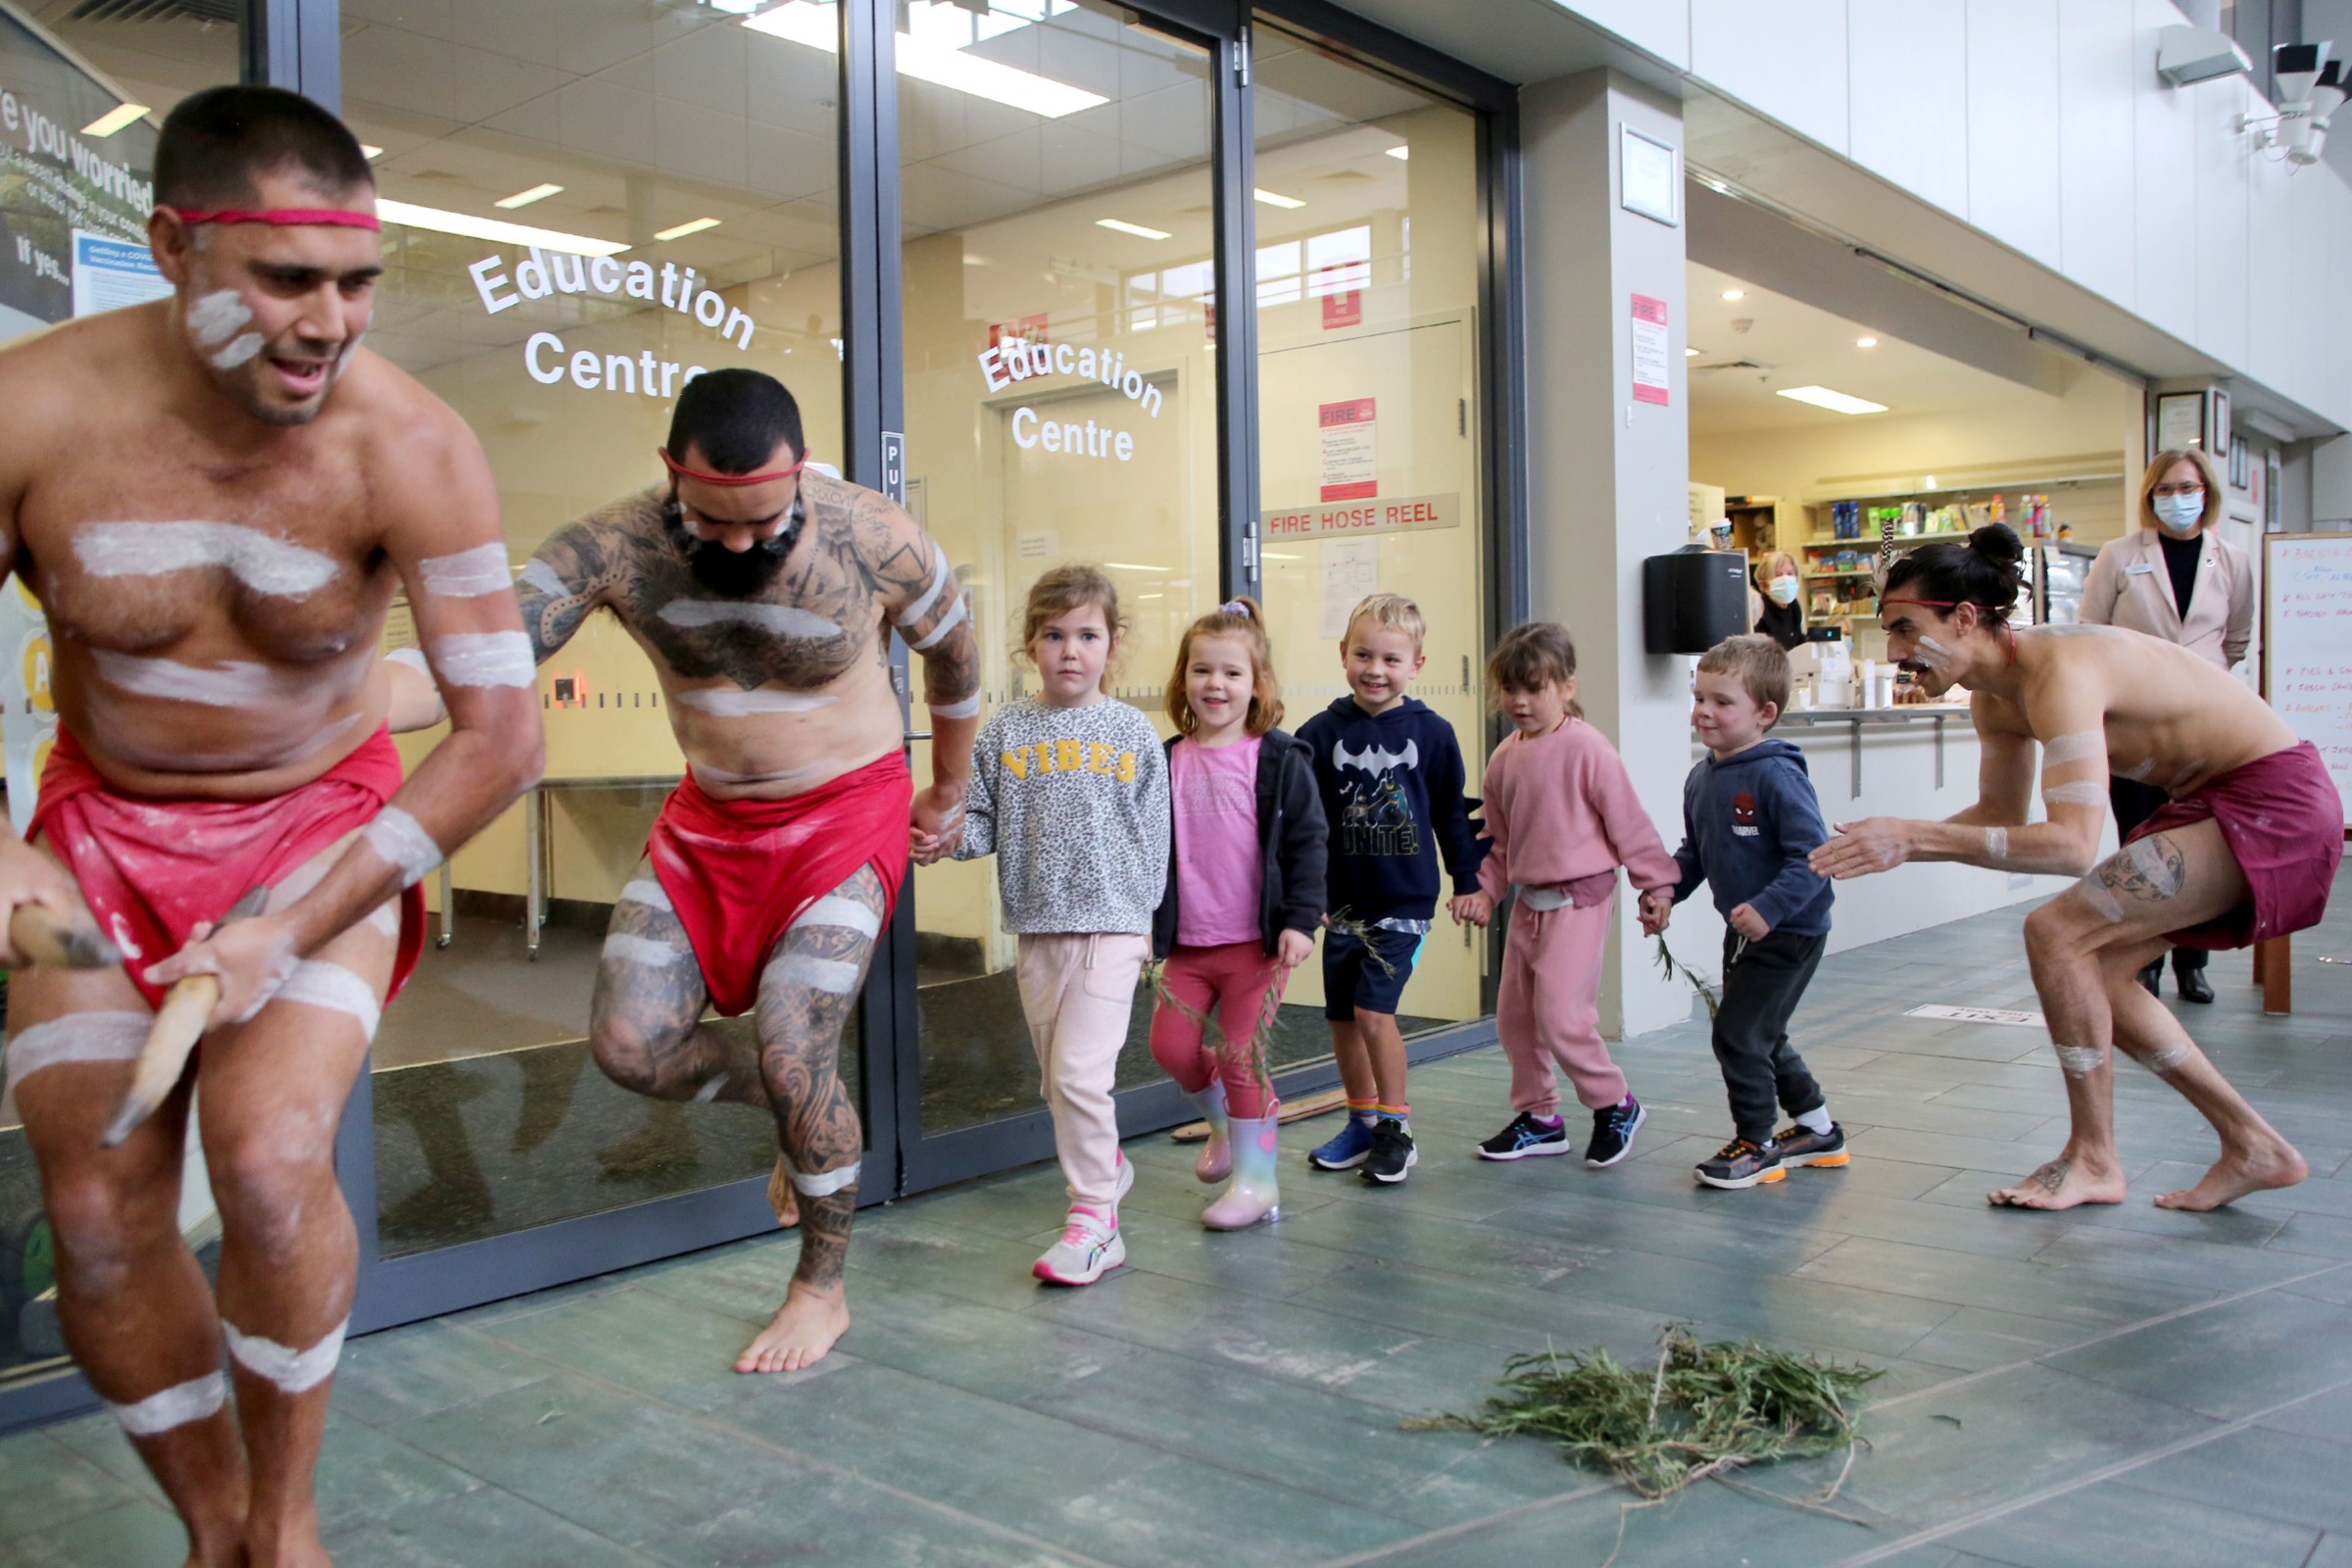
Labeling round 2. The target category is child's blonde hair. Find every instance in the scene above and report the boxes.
[1016,564,1126,691]
[1695,633,1789,721]
[1486,621,1584,720]
[1344,592,1426,655]
[1167,597,1283,737]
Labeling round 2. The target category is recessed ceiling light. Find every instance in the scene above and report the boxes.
[745,2,1108,119]
[1685,347,1700,357]
[374,198,629,257]
[1776,384,1887,416]
[495,182,564,210]
[654,217,721,241]
[1102,562,1171,571]
[360,144,384,160]
[1385,145,1409,160]
[1097,219,1171,240]
[1856,336,1879,348]
[1253,188,1304,209]
[1720,289,1744,301]
[80,103,147,137]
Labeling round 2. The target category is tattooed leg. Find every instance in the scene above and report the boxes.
[589,858,765,1107]
[734,865,884,1375]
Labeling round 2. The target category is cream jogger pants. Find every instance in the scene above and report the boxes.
[1015,931,1151,1209]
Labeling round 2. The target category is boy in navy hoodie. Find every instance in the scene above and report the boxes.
[1297,593,1484,1185]
[1640,634,1847,1191]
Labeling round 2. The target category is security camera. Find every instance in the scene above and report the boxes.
[2261,42,2343,165]
[2158,24,2253,86]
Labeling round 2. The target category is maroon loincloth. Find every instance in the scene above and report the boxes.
[2126,741,2342,950]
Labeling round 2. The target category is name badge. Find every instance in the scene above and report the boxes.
[2126,563,2156,575]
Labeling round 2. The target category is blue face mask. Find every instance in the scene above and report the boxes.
[1767,575,1799,606]
[2152,492,2204,533]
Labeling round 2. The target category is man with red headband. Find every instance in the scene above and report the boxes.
[0,86,539,1567]
[514,367,978,1374]
[1809,524,2337,1214]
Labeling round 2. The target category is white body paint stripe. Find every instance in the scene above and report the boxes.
[95,650,300,708]
[2141,1040,2191,1072]
[366,901,402,940]
[76,521,340,598]
[2120,759,2156,782]
[223,1318,347,1395]
[385,646,430,675]
[416,542,513,598]
[1983,826,2008,864]
[4,1012,149,1096]
[428,632,536,688]
[765,952,861,996]
[2077,875,2124,922]
[109,1371,227,1436]
[790,1159,860,1198]
[928,693,981,720]
[898,551,952,627]
[517,559,569,598]
[2053,1044,2104,1076]
[906,597,967,652]
[363,808,443,889]
[794,895,882,940]
[2125,835,2183,894]
[659,601,842,639]
[273,961,380,1040]
[692,1075,725,1102]
[675,688,837,716]
[619,878,673,912]
[187,288,250,346]
[211,332,265,370]
[606,933,687,967]
[2042,781,2107,807]
[2042,730,2104,765]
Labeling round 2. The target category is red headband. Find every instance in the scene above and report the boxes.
[1879,597,1959,612]
[160,205,381,231]
[659,448,810,487]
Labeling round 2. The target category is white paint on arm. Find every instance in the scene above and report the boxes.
[517,559,571,598]
[426,631,536,688]
[928,692,981,720]
[1983,826,2008,864]
[2041,729,2105,766]
[415,542,514,599]
[362,807,443,888]
[907,597,968,653]
[385,647,430,676]
[2041,781,2108,808]
[896,551,952,628]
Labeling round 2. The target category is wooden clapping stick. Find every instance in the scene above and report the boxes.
[8,905,120,971]
[101,885,270,1149]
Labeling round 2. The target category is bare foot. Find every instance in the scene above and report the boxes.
[767,1156,800,1228]
[1987,1155,2128,1210]
[735,1282,849,1374]
[2154,1139,2307,1211]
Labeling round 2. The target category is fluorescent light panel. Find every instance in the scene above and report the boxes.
[745,2,1107,118]
[496,182,564,209]
[1385,145,1408,160]
[1253,188,1303,208]
[1097,218,1170,240]
[374,198,629,257]
[1855,336,1878,348]
[1102,561,1171,571]
[360,144,384,159]
[654,217,721,241]
[1776,384,1887,416]
[81,103,147,137]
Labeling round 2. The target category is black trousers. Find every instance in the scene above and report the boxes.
[1712,926,1829,1144]
[2108,777,2206,974]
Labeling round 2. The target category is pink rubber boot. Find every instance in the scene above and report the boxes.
[1201,1115,1280,1230]
[1190,1082,1232,1184]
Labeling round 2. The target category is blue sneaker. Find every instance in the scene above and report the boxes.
[1308,1115,1376,1170]
[1476,1110,1571,1160]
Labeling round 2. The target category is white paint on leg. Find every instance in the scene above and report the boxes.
[2140,1039,2192,1073]
[675,687,836,717]
[3,1012,150,1097]
[415,542,513,598]
[365,901,401,940]
[223,1317,347,1395]
[2125,834,2184,896]
[791,896,882,941]
[75,521,341,598]
[762,952,860,996]
[605,933,688,968]
[2053,1044,2105,1076]
[273,960,381,1040]
[108,1371,226,1436]
[426,631,535,688]
[362,807,443,888]
[618,878,672,913]
[789,1159,859,1198]
[2075,874,2125,923]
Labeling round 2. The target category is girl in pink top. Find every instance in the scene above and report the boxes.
[1456,623,1682,1169]
[1149,599,1329,1230]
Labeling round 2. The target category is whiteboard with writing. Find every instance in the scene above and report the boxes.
[2264,532,2352,830]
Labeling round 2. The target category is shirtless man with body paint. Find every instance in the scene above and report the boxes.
[1809,524,2338,1213]
[0,89,539,1568]
[513,368,979,1374]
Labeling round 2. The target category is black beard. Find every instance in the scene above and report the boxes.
[663,498,801,598]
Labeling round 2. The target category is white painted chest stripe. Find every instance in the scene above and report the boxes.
[416,543,513,599]
[3,1011,149,1096]
[223,1317,347,1395]
[898,552,952,628]
[75,521,340,598]
[660,601,843,639]
[676,687,837,716]
[273,960,380,1040]
[427,631,536,688]
[793,895,883,940]
[109,1371,226,1436]
[95,650,301,708]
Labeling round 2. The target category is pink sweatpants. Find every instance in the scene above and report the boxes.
[1150,941,1288,1117]
[1496,898,1626,1115]
[1016,932,1152,1209]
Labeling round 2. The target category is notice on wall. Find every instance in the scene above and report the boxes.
[1016,528,1059,561]
[1265,491,1460,544]
[1321,538,1380,638]
[1630,294,1670,407]
[70,229,169,318]
[1321,290,1361,330]
[2263,533,2352,827]
[1318,397,1377,500]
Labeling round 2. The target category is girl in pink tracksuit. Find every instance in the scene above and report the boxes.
[1456,622,1681,1170]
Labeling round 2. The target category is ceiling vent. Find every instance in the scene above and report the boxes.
[68,1,241,23]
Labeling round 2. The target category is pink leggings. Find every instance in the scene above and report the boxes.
[1150,941,1289,1117]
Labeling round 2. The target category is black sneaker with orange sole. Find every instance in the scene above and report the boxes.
[1772,1121,1850,1169]
[1694,1136,1785,1190]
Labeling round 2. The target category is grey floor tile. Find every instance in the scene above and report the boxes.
[2116,1425,2352,1533]
[1942,1478,2318,1568]
[0,1433,137,1542]
[5,1498,189,1568]
[2040,1287,2352,1420]
[1340,1478,1883,1568]
[324,1480,664,1566]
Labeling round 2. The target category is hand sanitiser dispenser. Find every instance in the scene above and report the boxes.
[1642,548,1749,655]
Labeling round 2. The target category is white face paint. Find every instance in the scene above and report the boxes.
[2042,730,2104,766]
[212,332,267,370]
[223,1317,347,1395]
[94,649,302,708]
[517,559,570,598]
[76,521,340,598]
[790,1159,860,1198]
[108,1371,227,1437]
[3,1011,148,1098]
[676,688,837,717]
[1983,826,2008,864]
[186,288,251,347]
[792,894,883,941]
[605,932,687,967]
[928,692,982,720]
[415,542,513,599]
[363,807,443,888]
[618,878,672,913]
[659,601,842,639]
[1913,635,1956,669]
[2053,1044,2105,1077]
[426,631,535,688]
[272,960,381,1040]
[2042,781,2108,808]
[908,598,969,653]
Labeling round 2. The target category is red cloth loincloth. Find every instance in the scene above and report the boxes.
[646,752,911,1016]
[24,725,426,1009]
[2126,740,2343,950]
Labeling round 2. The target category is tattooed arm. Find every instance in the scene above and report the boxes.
[855,492,979,862]
[514,504,630,665]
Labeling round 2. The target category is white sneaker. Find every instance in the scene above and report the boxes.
[1033,1208,1125,1286]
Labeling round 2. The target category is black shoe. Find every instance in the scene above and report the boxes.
[1361,1118,1418,1185]
[1694,1136,1784,1190]
[2136,958,2162,998]
[1476,1111,1571,1160]
[1584,1097,1647,1168]
[2174,960,2215,1004]
[1771,1121,1850,1169]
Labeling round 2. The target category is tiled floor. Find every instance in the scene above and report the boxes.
[6,890,2351,1568]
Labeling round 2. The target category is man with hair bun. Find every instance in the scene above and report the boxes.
[0,84,541,1566]
[1810,523,2339,1213]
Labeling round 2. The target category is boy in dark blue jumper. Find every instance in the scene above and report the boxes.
[1297,593,1485,1185]
[1640,634,1847,1190]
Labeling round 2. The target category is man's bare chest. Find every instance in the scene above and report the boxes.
[609,528,884,692]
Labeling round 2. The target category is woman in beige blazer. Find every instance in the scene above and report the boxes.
[2081,446,2253,1004]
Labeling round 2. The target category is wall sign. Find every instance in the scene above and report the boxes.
[70,230,168,318]
[1321,290,1361,330]
[1318,397,1377,500]
[1630,294,1670,407]
[1320,539,1379,637]
[1620,124,1679,226]
[1264,490,1459,542]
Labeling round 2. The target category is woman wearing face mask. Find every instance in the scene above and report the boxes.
[1752,552,1806,650]
[2080,446,2253,1004]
